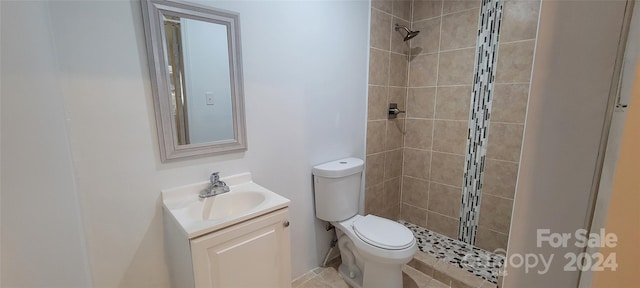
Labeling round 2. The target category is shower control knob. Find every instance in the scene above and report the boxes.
[388,103,406,119]
[283,220,290,228]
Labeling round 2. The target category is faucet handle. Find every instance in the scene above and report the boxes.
[210,172,221,184]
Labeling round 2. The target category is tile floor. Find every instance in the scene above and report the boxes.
[293,221,505,288]
[292,265,449,288]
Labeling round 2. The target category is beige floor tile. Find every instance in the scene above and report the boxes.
[299,276,334,288]
[296,263,451,288]
[318,268,349,288]
[312,267,326,275]
[292,271,318,287]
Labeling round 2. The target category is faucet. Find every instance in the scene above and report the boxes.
[199,172,230,198]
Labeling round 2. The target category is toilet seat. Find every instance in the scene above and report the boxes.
[352,215,415,250]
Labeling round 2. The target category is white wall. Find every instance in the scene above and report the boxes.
[0,1,92,287]
[1,0,368,287]
[209,0,370,265]
[504,0,627,287]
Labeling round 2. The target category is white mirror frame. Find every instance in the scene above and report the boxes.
[141,0,247,162]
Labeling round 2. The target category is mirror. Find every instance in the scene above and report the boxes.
[141,0,247,161]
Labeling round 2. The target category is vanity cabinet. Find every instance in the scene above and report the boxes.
[191,208,291,288]
[164,207,291,288]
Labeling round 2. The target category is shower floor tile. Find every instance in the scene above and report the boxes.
[399,220,505,284]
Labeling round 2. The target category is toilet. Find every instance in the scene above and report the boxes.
[312,158,417,288]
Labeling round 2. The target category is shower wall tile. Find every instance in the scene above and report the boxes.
[402,176,429,209]
[407,87,436,118]
[435,86,472,120]
[432,120,468,154]
[404,0,474,232]
[403,148,431,180]
[413,0,443,21]
[372,0,393,14]
[366,120,386,154]
[440,8,479,51]
[409,53,439,86]
[476,228,508,252]
[382,203,401,220]
[437,48,475,85]
[411,17,441,55]
[397,0,539,250]
[371,9,392,51]
[491,84,529,123]
[393,0,413,21]
[486,123,524,162]
[404,119,433,149]
[384,0,540,238]
[495,40,535,83]
[500,0,541,43]
[401,204,428,227]
[386,119,405,150]
[368,85,389,120]
[369,48,390,85]
[391,17,412,55]
[384,177,402,207]
[390,53,409,86]
[427,212,459,239]
[365,153,385,188]
[482,159,518,199]
[365,183,385,215]
[384,149,404,179]
[366,4,413,219]
[442,0,480,15]
[478,195,513,234]
[430,152,464,186]
[428,182,462,218]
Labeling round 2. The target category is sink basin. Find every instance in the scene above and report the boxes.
[202,191,266,220]
[162,172,290,238]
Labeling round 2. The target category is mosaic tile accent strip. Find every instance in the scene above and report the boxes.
[459,0,505,244]
[401,221,505,284]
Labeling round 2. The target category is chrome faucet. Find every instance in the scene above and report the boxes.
[199,172,230,198]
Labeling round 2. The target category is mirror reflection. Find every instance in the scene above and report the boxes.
[163,15,234,145]
[142,0,246,161]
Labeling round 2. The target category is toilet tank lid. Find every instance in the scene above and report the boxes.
[312,158,364,178]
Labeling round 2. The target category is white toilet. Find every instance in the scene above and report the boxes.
[312,158,418,288]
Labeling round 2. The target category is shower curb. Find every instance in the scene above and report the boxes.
[408,251,499,288]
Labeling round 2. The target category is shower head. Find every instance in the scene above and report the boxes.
[395,24,420,41]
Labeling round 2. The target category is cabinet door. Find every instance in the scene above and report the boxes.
[191,209,291,288]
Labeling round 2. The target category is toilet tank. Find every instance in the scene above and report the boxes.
[312,158,364,222]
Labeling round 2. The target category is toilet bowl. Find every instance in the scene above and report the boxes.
[312,158,418,288]
[332,214,417,288]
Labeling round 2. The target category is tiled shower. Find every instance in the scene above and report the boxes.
[364,0,540,254]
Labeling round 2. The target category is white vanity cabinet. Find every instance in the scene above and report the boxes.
[165,207,291,288]
[190,208,291,288]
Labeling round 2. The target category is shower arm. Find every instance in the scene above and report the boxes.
[395,24,411,34]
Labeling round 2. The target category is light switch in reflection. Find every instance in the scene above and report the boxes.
[205,92,214,105]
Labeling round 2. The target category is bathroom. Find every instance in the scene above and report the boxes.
[1,0,638,288]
